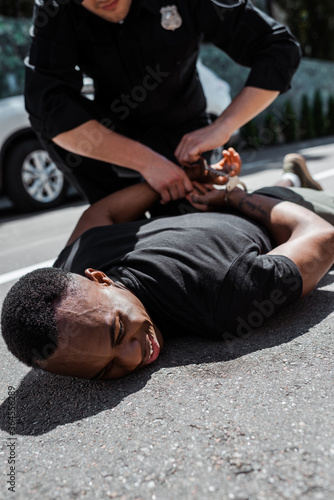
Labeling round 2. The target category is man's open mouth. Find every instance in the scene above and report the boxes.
[145,332,160,365]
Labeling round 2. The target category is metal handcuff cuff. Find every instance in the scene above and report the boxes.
[199,156,247,205]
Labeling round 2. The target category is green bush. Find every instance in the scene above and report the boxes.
[240,120,261,149]
[261,112,279,146]
[274,0,334,62]
[240,91,333,148]
[326,96,334,136]
[0,16,31,99]
[313,90,326,137]
[299,94,315,140]
[0,1,33,18]
[281,100,298,143]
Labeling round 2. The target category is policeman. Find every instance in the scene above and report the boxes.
[25,0,301,208]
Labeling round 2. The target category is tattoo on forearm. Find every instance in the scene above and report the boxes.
[237,193,270,223]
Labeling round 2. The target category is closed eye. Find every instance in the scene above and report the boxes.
[91,365,108,380]
[92,318,125,380]
[116,317,125,345]
[95,359,114,381]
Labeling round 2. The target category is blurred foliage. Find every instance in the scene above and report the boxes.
[275,0,334,61]
[313,89,325,137]
[240,89,334,149]
[240,120,262,149]
[0,15,31,47]
[0,16,31,98]
[327,96,334,136]
[263,112,279,146]
[300,94,315,140]
[281,100,298,143]
[0,0,34,18]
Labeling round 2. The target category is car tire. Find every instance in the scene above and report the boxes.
[5,138,68,212]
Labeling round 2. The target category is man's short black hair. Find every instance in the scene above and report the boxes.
[1,267,75,368]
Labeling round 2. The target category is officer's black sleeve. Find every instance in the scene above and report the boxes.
[25,2,94,140]
[192,0,301,92]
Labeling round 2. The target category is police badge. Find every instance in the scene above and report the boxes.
[160,5,183,31]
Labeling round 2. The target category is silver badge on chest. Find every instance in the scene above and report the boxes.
[160,5,183,31]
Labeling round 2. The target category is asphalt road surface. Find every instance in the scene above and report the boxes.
[0,137,333,500]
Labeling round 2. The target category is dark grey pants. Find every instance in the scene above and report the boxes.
[254,186,334,226]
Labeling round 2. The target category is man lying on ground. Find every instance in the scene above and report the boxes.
[2,151,334,380]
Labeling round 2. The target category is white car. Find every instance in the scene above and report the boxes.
[0,94,68,211]
[197,60,232,120]
[0,62,232,211]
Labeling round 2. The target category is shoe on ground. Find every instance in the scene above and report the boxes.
[283,153,323,191]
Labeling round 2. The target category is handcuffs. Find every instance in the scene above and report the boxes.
[199,156,247,205]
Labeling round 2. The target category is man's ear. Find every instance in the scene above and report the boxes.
[85,268,113,286]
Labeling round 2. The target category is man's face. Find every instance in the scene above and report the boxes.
[40,269,163,380]
[81,0,132,23]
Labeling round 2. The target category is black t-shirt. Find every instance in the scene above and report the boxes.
[53,211,302,341]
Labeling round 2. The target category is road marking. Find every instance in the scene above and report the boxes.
[0,259,55,285]
[314,168,334,180]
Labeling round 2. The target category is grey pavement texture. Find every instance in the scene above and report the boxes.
[0,138,334,500]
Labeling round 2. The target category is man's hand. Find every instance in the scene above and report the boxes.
[175,121,229,166]
[175,87,280,166]
[186,183,226,211]
[142,157,194,204]
[184,148,242,185]
[53,120,195,204]
[212,148,241,177]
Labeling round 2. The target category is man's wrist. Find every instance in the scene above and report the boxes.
[137,149,170,177]
[214,115,236,144]
[224,186,247,207]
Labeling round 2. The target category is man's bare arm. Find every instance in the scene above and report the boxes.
[175,87,279,165]
[65,182,159,247]
[53,120,193,204]
[189,187,334,297]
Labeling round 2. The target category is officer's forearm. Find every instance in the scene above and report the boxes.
[52,120,166,175]
[215,87,279,142]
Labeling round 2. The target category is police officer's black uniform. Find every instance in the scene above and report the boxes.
[25,0,301,204]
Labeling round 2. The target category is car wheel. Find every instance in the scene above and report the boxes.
[5,138,68,211]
